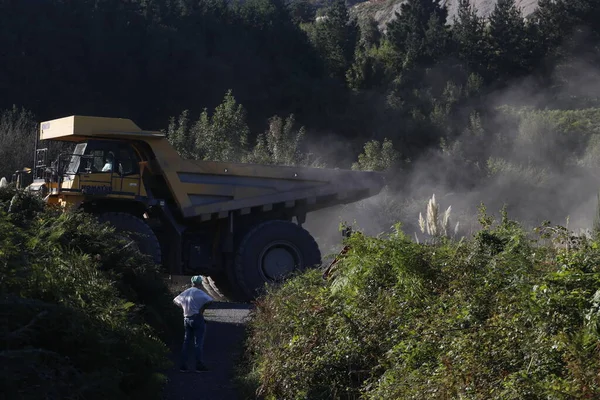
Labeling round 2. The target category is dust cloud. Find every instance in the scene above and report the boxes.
[303,59,600,255]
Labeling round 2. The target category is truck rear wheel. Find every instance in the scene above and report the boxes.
[98,212,162,265]
[234,220,321,301]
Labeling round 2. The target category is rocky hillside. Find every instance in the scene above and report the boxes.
[350,0,540,31]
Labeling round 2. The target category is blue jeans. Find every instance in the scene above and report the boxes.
[180,314,206,368]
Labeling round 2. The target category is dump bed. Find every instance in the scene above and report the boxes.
[152,139,384,220]
[39,116,386,220]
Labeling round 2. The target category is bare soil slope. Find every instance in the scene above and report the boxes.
[351,0,539,31]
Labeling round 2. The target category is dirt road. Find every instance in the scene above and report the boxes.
[163,302,253,400]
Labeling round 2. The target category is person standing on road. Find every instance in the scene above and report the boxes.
[173,275,214,372]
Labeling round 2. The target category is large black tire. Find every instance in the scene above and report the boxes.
[98,212,162,265]
[234,220,321,301]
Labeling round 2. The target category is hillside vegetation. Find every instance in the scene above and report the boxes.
[0,0,597,162]
[0,186,179,400]
[242,208,600,399]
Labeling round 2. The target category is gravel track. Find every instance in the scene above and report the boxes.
[163,302,253,400]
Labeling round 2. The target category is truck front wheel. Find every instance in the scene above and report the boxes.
[234,220,321,301]
[98,212,162,265]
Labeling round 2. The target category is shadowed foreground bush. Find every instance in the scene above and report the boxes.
[243,208,600,399]
[0,187,179,400]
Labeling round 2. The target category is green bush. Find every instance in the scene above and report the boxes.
[243,208,600,399]
[0,187,179,400]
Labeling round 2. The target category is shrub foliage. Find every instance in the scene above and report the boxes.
[0,186,179,400]
[244,208,600,399]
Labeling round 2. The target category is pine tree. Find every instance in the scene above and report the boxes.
[310,0,359,81]
[532,0,564,56]
[382,0,451,118]
[347,18,384,90]
[487,0,531,81]
[288,0,316,24]
[424,13,451,63]
[386,0,448,66]
[452,0,489,79]
[532,0,600,103]
[536,0,600,60]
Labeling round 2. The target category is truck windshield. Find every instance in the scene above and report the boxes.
[65,143,87,175]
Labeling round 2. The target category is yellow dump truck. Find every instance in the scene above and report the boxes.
[19,115,385,300]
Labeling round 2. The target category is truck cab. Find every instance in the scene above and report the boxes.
[53,140,146,198]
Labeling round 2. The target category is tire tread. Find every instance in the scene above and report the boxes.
[234,220,321,301]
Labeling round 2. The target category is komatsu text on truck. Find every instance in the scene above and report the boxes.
[14,116,385,301]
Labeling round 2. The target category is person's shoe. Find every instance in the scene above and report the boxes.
[195,363,209,372]
[179,365,188,372]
